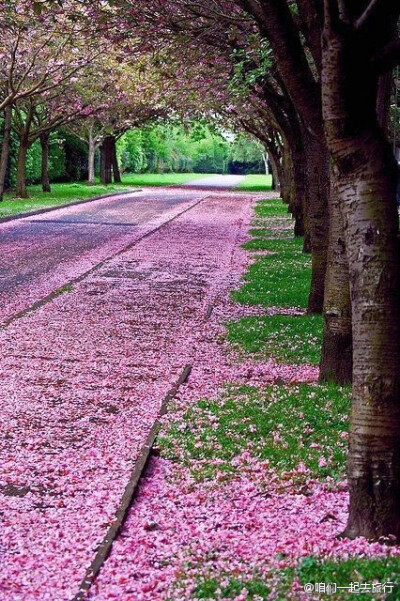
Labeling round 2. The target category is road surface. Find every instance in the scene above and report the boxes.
[181,174,245,188]
[0,182,254,601]
[0,176,245,325]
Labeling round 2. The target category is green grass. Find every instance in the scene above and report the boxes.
[194,576,271,599]
[232,238,311,308]
[254,198,290,217]
[237,174,273,191]
[191,558,400,601]
[226,314,323,365]
[160,383,350,482]
[0,181,129,218]
[295,556,400,600]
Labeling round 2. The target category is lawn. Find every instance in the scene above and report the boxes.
[238,174,273,191]
[0,181,129,218]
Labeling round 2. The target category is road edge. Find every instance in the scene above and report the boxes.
[71,364,192,601]
[0,188,142,225]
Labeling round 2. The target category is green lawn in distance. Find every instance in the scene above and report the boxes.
[238,174,273,191]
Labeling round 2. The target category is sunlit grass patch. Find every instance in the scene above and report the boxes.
[0,172,217,218]
[232,242,311,308]
[237,174,273,191]
[187,558,400,600]
[226,314,323,365]
[255,198,290,217]
[160,384,350,482]
[121,172,218,186]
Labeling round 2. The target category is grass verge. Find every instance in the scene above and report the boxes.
[226,314,323,365]
[232,237,311,308]
[0,181,128,218]
[121,172,218,187]
[160,383,350,483]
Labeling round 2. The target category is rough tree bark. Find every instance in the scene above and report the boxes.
[322,0,400,539]
[319,165,352,384]
[0,105,12,201]
[100,136,113,185]
[40,132,51,193]
[303,127,329,314]
[15,137,30,198]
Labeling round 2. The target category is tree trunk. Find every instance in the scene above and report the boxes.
[268,147,281,194]
[303,128,329,314]
[319,165,352,384]
[15,137,30,198]
[262,151,270,174]
[40,132,51,193]
[289,143,307,239]
[100,136,112,185]
[0,105,12,201]
[322,5,400,540]
[88,132,96,185]
[111,136,121,183]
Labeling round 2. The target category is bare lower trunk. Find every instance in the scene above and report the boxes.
[319,165,352,384]
[40,132,51,193]
[15,138,29,198]
[262,151,270,175]
[290,144,307,238]
[100,136,112,185]
[268,149,281,194]
[303,129,329,314]
[88,136,96,185]
[341,141,400,540]
[281,145,294,208]
[111,136,121,183]
[0,105,12,201]
[323,5,400,540]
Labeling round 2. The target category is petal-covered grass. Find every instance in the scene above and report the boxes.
[294,556,400,600]
[226,314,323,364]
[159,383,350,482]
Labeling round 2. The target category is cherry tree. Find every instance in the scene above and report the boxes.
[68,56,168,184]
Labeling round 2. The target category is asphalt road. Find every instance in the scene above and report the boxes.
[181,174,245,188]
[0,176,244,325]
